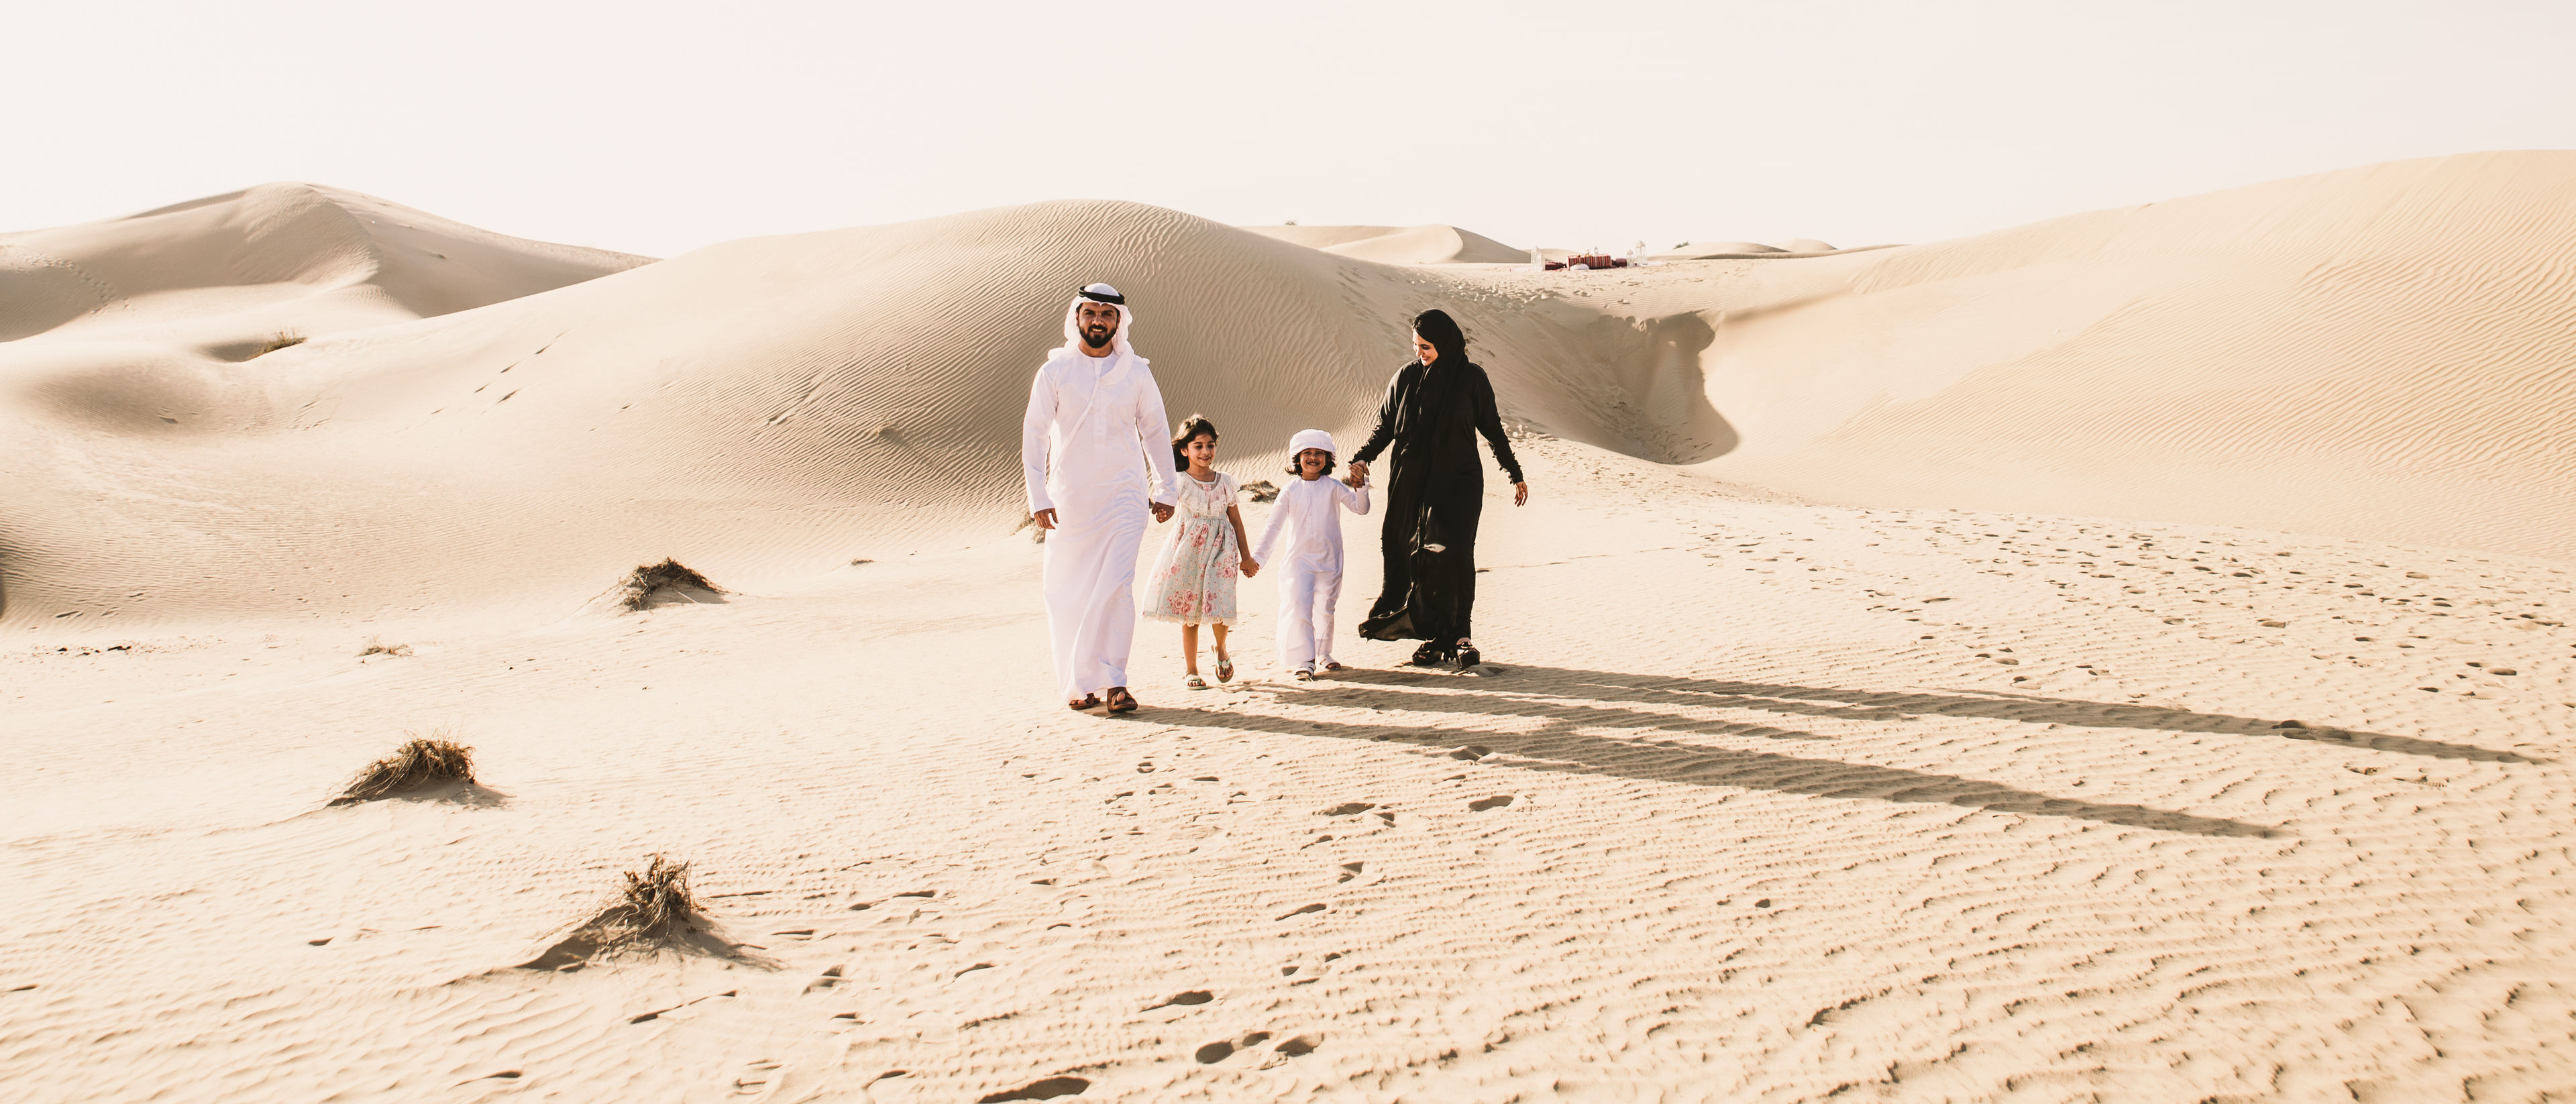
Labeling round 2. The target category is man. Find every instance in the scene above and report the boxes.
[1022,283,1177,713]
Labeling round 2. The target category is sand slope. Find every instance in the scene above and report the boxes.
[3,441,2570,1101]
[1242,223,1527,264]
[1666,151,2576,559]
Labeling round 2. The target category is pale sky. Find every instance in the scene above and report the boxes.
[7,1,2572,258]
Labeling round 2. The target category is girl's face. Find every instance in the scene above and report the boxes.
[1298,448,1330,478]
[1183,433,1217,469]
[1413,333,1438,365]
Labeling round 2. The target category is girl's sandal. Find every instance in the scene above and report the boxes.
[1185,674,1210,690]
[1068,694,1102,712]
[1214,656,1234,683]
[1104,687,1140,713]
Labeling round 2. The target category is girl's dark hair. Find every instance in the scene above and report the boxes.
[1287,449,1337,478]
[1171,415,1218,472]
[1412,308,1470,370]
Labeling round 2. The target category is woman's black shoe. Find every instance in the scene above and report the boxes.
[1411,642,1450,667]
[1453,641,1481,669]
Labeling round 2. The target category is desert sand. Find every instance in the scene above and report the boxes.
[4,153,2574,1101]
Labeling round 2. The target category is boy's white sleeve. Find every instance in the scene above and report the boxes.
[1252,490,1289,566]
[1339,479,1371,516]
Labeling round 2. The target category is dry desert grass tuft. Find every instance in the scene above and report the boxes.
[521,855,735,970]
[616,559,722,611]
[254,331,307,356]
[329,733,473,804]
[356,639,411,657]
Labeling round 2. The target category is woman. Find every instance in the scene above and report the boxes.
[1348,309,1529,669]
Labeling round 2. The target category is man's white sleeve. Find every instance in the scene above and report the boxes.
[1133,366,1178,505]
[1022,366,1055,514]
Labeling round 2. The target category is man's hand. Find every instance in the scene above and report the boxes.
[1513,481,1529,506]
[1348,459,1369,484]
[1032,508,1058,530]
[1151,502,1175,523]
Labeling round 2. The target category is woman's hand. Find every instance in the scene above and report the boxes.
[1513,481,1529,506]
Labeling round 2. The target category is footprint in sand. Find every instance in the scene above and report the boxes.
[1195,1030,1274,1063]
[1277,903,1326,921]
[1320,802,1375,816]
[977,1075,1090,1102]
[1142,989,1214,1011]
[1448,745,1491,761]
[1337,861,1364,883]
[1469,795,1515,812]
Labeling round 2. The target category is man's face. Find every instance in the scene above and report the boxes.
[1075,301,1121,349]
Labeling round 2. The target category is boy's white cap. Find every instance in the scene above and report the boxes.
[1289,429,1336,455]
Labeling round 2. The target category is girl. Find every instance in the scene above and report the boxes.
[1252,429,1372,680]
[1143,415,1260,689]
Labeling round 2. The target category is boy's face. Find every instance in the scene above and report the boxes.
[1298,449,1329,477]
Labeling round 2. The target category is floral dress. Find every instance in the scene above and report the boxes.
[1143,472,1242,625]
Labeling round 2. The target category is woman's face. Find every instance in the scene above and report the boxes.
[1183,433,1217,467]
[1413,333,1437,365]
[1299,448,1330,477]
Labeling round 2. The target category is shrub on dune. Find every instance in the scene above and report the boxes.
[616,559,723,611]
[330,733,474,805]
[520,854,735,970]
[255,331,307,355]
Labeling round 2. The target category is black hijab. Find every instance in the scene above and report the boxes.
[1389,309,1476,472]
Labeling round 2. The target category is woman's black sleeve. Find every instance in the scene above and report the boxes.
[1472,369,1523,483]
[1350,368,1403,464]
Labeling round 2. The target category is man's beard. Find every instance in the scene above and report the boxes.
[1081,326,1114,349]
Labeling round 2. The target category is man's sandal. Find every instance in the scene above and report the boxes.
[1104,687,1140,713]
[1323,661,1346,672]
[1292,669,1314,681]
[1068,694,1102,712]
[1185,674,1210,690]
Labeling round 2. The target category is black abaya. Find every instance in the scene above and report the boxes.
[1350,358,1521,644]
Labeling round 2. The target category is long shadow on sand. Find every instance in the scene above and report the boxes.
[1156,702,2278,840]
[1332,665,2538,765]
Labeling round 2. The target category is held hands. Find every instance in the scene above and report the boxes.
[1239,556,1260,578]
[1513,481,1529,506]
[1031,508,1058,530]
[1347,459,1369,485]
[1151,502,1175,523]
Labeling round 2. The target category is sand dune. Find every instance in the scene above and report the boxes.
[8,154,2576,628]
[7,154,2576,1101]
[1668,150,2576,559]
[0,182,651,346]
